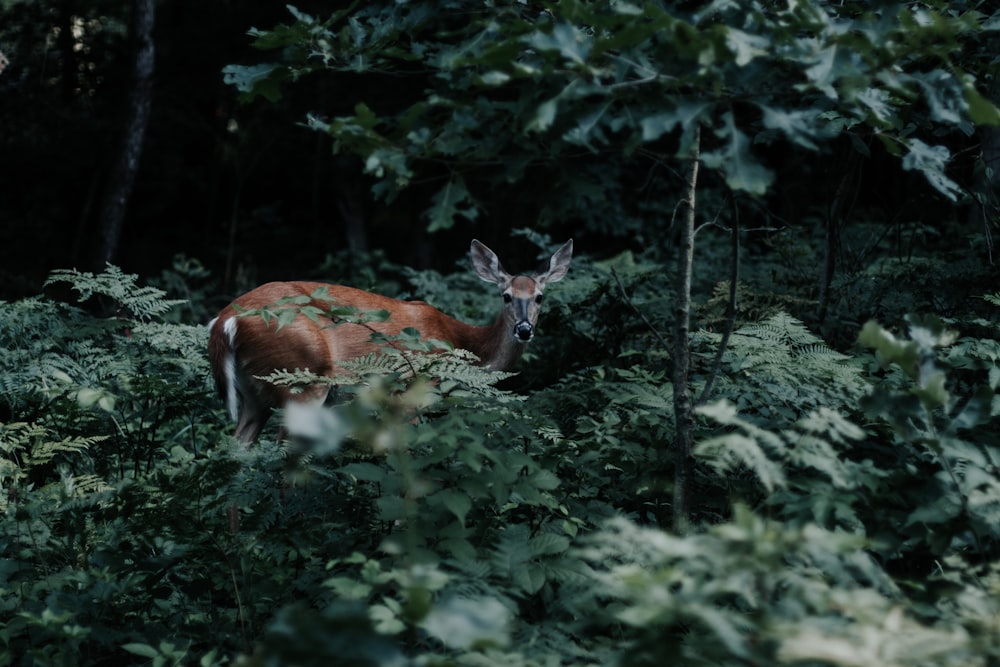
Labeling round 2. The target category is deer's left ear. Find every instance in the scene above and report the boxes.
[537,240,573,286]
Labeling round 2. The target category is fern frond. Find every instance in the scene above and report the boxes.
[266,346,517,402]
[64,473,115,497]
[696,312,868,414]
[700,432,788,492]
[45,265,183,321]
[29,434,106,465]
[738,311,823,347]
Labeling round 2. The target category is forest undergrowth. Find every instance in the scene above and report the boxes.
[1,238,998,665]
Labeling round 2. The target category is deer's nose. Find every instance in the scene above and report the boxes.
[514,321,534,342]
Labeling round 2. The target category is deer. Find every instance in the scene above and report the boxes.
[208,239,573,443]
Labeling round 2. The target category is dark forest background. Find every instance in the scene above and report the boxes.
[2,0,996,314]
[1,0,584,301]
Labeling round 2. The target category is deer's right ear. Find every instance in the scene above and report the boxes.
[470,239,510,286]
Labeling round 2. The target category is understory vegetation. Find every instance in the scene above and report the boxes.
[1,239,998,665]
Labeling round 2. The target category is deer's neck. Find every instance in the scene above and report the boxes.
[461,316,524,371]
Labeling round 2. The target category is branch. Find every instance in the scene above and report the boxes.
[697,194,741,406]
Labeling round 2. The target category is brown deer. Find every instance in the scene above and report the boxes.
[208,239,573,442]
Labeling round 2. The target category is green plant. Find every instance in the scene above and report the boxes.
[3,252,1000,666]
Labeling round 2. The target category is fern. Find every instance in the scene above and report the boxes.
[695,399,878,530]
[5,251,998,665]
[28,434,106,465]
[58,472,115,499]
[693,311,868,418]
[736,310,821,346]
[262,337,516,405]
[45,264,183,321]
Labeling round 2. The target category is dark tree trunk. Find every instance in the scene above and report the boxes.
[333,157,369,254]
[95,0,154,268]
[56,5,77,104]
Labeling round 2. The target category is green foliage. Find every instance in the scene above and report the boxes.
[0,266,231,664]
[857,315,1000,563]
[697,311,868,415]
[6,0,1000,663]
[583,312,1000,665]
[46,264,185,321]
[579,507,983,666]
[227,0,1000,235]
[3,257,1000,664]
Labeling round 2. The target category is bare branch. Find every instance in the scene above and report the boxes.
[672,126,700,535]
[697,194,741,406]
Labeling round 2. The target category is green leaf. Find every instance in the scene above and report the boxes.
[696,433,787,492]
[434,489,472,526]
[856,87,895,128]
[421,596,510,650]
[912,370,949,410]
[364,147,413,187]
[286,5,315,24]
[725,27,769,67]
[900,138,962,201]
[950,385,995,431]
[338,462,388,482]
[702,112,774,195]
[77,387,116,412]
[530,533,570,557]
[375,495,408,521]
[858,320,920,377]
[122,643,161,659]
[760,106,823,151]
[222,63,287,103]
[512,563,547,594]
[907,492,962,525]
[424,175,479,232]
[964,85,1000,126]
[370,602,406,635]
[804,46,839,99]
[353,102,379,130]
[527,98,559,133]
[690,603,750,659]
[480,71,511,86]
[913,70,964,125]
[639,101,711,142]
[440,537,477,562]
[527,22,592,66]
[323,576,372,600]
[528,468,561,491]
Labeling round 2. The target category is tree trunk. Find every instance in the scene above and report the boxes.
[672,127,700,534]
[334,157,369,254]
[57,6,78,105]
[95,0,155,268]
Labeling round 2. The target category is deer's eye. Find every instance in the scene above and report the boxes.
[503,293,513,304]
[535,294,544,304]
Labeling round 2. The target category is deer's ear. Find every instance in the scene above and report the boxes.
[537,239,573,286]
[470,239,510,286]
